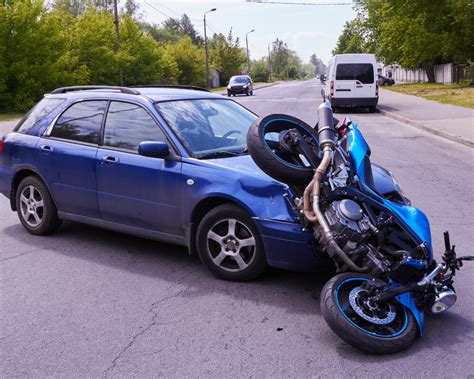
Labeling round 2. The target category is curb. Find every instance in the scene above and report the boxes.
[377,107,473,148]
[216,82,280,95]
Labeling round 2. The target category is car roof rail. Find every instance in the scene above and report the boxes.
[51,85,140,95]
[131,85,211,93]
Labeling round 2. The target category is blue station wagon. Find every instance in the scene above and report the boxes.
[0,85,324,281]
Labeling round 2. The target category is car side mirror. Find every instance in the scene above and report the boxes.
[138,141,170,159]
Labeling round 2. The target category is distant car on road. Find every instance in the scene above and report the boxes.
[0,85,320,282]
[227,75,253,97]
[378,74,395,86]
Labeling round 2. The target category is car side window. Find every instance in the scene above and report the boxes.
[51,100,107,144]
[103,101,166,152]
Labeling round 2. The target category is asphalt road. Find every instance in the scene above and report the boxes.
[1,81,473,378]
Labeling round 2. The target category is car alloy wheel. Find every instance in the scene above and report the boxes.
[19,185,44,227]
[196,204,267,281]
[16,176,62,235]
[207,218,256,272]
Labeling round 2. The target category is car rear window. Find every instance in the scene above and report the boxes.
[335,64,354,81]
[50,100,107,144]
[336,63,374,84]
[355,64,374,84]
[14,98,65,134]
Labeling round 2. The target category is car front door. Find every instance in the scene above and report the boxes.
[96,101,183,235]
[38,100,107,218]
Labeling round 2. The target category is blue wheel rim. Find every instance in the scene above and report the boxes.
[335,278,409,338]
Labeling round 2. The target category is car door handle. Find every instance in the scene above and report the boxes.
[101,156,119,166]
[40,145,53,153]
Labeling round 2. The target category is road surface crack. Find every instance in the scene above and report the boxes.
[0,248,46,263]
[103,268,197,377]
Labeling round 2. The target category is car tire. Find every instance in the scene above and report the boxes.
[196,204,267,281]
[16,176,62,235]
[368,106,376,113]
[245,89,250,96]
[227,91,231,97]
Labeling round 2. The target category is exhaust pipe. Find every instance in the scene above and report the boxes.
[305,102,369,273]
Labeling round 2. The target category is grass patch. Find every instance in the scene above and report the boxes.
[385,82,473,108]
[0,112,23,121]
[211,86,227,93]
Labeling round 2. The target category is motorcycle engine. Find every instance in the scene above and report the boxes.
[325,199,390,274]
[325,199,371,243]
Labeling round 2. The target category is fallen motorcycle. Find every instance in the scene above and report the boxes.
[246,99,473,354]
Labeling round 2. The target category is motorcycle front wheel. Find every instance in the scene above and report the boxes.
[320,273,418,354]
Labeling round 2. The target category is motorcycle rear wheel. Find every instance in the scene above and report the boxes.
[320,273,418,354]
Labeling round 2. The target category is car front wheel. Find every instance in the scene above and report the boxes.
[16,176,61,235]
[196,204,267,281]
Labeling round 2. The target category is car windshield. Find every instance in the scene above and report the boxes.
[230,77,248,84]
[155,99,257,158]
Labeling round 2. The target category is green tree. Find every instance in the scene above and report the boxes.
[118,16,179,85]
[162,14,202,45]
[351,0,474,82]
[69,8,120,84]
[164,36,205,86]
[2,1,88,111]
[332,19,367,55]
[250,58,270,82]
[309,54,327,76]
[209,29,246,84]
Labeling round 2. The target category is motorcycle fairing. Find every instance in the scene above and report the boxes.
[346,123,433,260]
[392,280,425,335]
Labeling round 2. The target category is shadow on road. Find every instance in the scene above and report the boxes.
[3,220,332,316]
[4,219,472,355]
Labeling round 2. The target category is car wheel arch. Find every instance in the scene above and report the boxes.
[10,169,57,212]
[187,196,257,257]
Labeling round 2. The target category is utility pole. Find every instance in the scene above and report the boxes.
[204,8,217,88]
[245,29,255,74]
[113,0,123,86]
[268,44,272,81]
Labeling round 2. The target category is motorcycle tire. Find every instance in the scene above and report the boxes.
[320,273,418,354]
[247,114,320,185]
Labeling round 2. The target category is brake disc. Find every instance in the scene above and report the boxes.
[349,286,396,325]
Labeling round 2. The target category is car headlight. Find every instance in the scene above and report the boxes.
[243,84,248,88]
[227,85,231,89]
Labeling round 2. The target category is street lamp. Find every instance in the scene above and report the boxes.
[245,29,255,74]
[204,8,216,88]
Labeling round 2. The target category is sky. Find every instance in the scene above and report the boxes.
[135,0,357,65]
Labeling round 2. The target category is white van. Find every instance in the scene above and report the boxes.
[324,54,379,112]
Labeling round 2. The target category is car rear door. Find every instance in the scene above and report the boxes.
[354,63,376,99]
[334,63,355,100]
[96,101,183,235]
[38,100,106,218]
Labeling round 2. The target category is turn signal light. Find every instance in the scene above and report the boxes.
[330,81,334,97]
[0,140,3,153]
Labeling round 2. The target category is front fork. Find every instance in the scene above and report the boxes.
[369,232,474,335]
